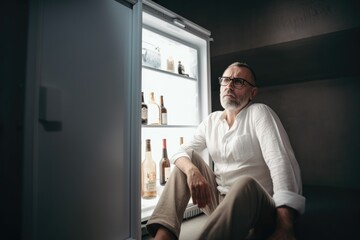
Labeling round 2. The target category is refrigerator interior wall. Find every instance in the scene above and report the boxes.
[141,11,211,222]
[142,64,199,126]
[142,11,210,121]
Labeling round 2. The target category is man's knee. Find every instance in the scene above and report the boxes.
[185,148,193,158]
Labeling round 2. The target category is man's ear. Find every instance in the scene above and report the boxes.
[250,87,258,100]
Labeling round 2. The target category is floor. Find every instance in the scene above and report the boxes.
[178,214,208,240]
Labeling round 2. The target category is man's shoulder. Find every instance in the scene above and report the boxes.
[208,111,224,120]
[248,103,271,112]
[247,103,280,123]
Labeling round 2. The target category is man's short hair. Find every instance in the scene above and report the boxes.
[228,62,257,84]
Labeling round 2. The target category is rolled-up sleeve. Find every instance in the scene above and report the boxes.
[273,190,306,214]
[170,120,208,164]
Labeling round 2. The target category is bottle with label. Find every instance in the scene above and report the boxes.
[166,55,174,72]
[160,95,167,125]
[148,92,160,125]
[141,92,148,124]
[141,139,157,199]
[159,139,171,186]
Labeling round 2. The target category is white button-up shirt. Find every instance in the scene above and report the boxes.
[171,103,306,214]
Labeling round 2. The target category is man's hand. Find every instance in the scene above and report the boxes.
[186,168,211,208]
[174,156,211,208]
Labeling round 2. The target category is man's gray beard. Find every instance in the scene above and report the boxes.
[220,97,240,110]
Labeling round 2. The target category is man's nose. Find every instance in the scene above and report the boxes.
[226,79,235,89]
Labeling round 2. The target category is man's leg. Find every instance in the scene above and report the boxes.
[146,150,218,239]
[199,176,276,240]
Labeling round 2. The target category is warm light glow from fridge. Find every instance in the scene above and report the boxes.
[141,10,211,222]
[142,69,199,126]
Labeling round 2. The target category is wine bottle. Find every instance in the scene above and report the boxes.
[141,139,157,199]
[166,55,174,72]
[160,95,168,125]
[148,92,160,125]
[159,139,171,186]
[141,92,148,124]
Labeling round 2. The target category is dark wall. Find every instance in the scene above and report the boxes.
[155,0,360,57]
[211,27,360,88]
[0,1,28,239]
[210,26,360,190]
[209,0,360,56]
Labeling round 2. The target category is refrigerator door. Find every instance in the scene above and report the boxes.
[141,1,212,222]
[23,0,141,239]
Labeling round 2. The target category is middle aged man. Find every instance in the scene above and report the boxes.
[146,62,305,240]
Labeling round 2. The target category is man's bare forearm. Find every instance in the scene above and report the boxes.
[174,156,211,208]
[276,206,297,230]
[174,156,200,177]
[267,206,298,240]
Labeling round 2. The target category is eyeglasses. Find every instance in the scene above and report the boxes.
[218,77,256,88]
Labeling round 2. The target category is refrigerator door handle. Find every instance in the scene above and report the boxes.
[39,86,63,131]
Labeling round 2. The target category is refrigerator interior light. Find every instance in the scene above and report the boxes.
[173,18,186,28]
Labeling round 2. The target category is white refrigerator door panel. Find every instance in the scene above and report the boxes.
[24,0,140,239]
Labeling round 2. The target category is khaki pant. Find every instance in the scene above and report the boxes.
[146,150,276,240]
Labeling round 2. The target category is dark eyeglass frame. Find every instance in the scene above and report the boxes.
[218,76,256,88]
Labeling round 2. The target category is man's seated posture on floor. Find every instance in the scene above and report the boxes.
[146,62,306,240]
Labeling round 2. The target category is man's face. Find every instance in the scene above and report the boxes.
[219,66,257,111]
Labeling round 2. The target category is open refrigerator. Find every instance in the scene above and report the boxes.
[141,1,212,224]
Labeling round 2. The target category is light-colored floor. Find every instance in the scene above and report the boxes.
[142,214,208,240]
[179,214,208,240]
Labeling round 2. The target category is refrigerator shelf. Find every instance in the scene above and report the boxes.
[142,65,197,81]
[141,124,197,128]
